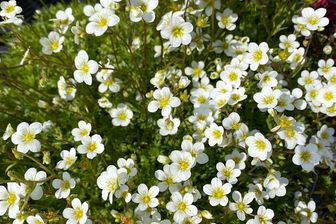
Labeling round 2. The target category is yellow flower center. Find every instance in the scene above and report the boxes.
[323,91,333,101]
[279,117,293,129]
[231,93,240,101]
[222,168,232,177]
[322,66,329,73]
[300,150,312,162]
[159,97,170,108]
[7,193,17,205]
[193,67,202,77]
[23,132,34,143]
[307,16,319,25]
[221,16,230,26]
[262,75,271,83]
[98,17,108,27]
[253,50,263,61]
[118,111,128,121]
[179,160,190,170]
[263,95,275,105]
[284,41,292,49]
[65,156,75,166]
[321,132,329,140]
[294,54,302,62]
[172,26,184,38]
[5,5,15,13]
[51,41,59,50]
[232,156,241,164]
[74,207,84,220]
[177,201,187,211]
[87,142,97,152]
[140,4,147,12]
[80,129,89,136]
[237,201,246,211]
[212,129,222,139]
[286,129,295,138]
[197,96,207,104]
[212,187,225,199]
[228,72,238,81]
[310,90,317,98]
[166,177,174,185]
[326,105,336,113]
[255,140,266,151]
[61,180,70,190]
[82,64,89,73]
[108,180,116,192]
[305,77,313,84]
[142,195,151,204]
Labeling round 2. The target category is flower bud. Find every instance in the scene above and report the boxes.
[323,44,332,55]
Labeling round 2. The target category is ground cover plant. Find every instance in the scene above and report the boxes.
[0,0,336,223]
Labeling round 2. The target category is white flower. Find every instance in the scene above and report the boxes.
[222,112,241,130]
[148,87,181,116]
[204,123,224,146]
[0,0,21,18]
[317,124,335,146]
[39,31,64,55]
[295,200,318,223]
[132,184,159,211]
[277,122,306,150]
[169,151,195,181]
[56,148,78,170]
[2,123,14,141]
[292,144,320,172]
[181,140,208,164]
[245,132,272,161]
[256,70,278,88]
[74,50,99,85]
[246,42,269,71]
[110,103,133,126]
[52,172,76,199]
[297,7,329,31]
[225,149,247,170]
[263,171,288,199]
[26,214,45,224]
[216,8,238,31]
[23,168,47,201]
[229,191,254,221]
[161,17,193,47]
[86,8,119,36]
[57,76,76,101]
[253,87,281,110]
[155,164,180,192]
[184,61,206,81]
[287,47,305,69]
[317,59,335,77]
[246,206,274,224]
[279,34,299,52]
[157,116,180,136]
[220,68,242,88]
[0,183,23,218]
[97,165,127,204]
[166,192,198,223]
[216,159,241,184]
[129,0,158,23]
[63,198,89,224]
[96,72,121,93]
[297,70,319,87]
[115,185,131,203]
[52,8,75,33]
[317,85,336,107]
[203,177,232,206]
[117,158,137,177]
[71,121,91,142]
[98,97,113,108]
[77,134,105,159]
[11,122,42,153]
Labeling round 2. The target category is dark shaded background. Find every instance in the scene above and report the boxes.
[16,0,72,22]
